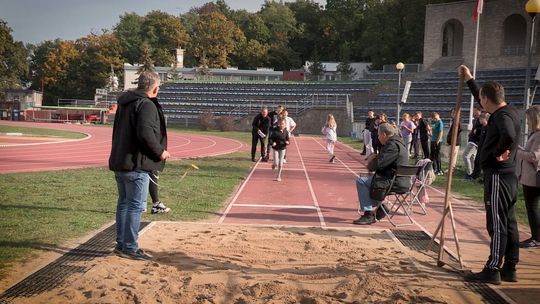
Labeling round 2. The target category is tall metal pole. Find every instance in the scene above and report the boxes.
[397,69,402,126]
[469,15,481,131]
[524,13,537,144]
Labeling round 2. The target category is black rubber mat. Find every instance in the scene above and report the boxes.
[392,229,510,304]
[0,222,149,303]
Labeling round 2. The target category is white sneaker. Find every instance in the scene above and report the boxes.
[283,159,287,163]
[277,177,282,182]
[151,202,171,214]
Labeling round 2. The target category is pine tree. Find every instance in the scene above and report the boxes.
[137,43,155,73]
[308,52,325,81]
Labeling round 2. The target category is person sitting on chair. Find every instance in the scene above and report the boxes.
[353,122,410,225]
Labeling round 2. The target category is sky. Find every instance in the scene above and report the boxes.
[0,0,326,45]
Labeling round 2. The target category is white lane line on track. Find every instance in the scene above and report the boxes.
[0,133,92,148]
[234,204,318,209]
[218,160,260,224]
[294,136,326,228]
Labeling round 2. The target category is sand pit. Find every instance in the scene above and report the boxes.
[11,223,484,304]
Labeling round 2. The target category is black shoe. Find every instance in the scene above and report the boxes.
[251,158,256,162]
[500,265,518,282]
[329,155,335,163]
[261,157,269,162]
[375,203,390,220]
[352,213,376,225]
[519,238,540,248]
[112,247,123,256]
[119,249,153,261]
[464,174,473,181]
[464,268,501,285]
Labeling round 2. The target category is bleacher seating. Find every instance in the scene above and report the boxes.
[157,80,376,124]
[355,67,539,125]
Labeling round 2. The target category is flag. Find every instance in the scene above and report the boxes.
[473,0,484,21]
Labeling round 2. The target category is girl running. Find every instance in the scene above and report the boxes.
[322,114,337,163]
[270,119,290,181]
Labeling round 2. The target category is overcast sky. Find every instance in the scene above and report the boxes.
[0,0,327,44]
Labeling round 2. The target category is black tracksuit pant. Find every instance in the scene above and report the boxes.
[420,139,430,159]
[483,171,519,270]
[251,131,267,160]
[430,141,441,173]
[522,185,540,241]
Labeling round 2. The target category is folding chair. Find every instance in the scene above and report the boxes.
[407,160,433,215]
[376,165,423,227]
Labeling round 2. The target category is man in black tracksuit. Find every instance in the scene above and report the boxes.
[251,108,270,162]
[460,65,520,285]
[415,112,430,159]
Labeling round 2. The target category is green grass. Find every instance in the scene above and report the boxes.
[0,125,86,139]
[431,167,528,225]
[0,146,252,278]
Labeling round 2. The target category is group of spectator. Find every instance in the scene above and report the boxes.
[355,64,540,286]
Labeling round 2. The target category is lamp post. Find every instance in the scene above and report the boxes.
[524,0,540,143]
[396,62,405,126]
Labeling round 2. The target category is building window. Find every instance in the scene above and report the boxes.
[502,14,527,56]
[441,19,464,57]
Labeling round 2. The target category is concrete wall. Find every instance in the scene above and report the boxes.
[424,0,540,70]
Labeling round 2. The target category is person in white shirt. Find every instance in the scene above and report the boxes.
[281,110,296,163]
[322,114,338,163]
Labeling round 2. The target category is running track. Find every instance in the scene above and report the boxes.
[0,121,245,174]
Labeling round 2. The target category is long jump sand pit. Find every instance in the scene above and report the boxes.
[18,223,483,304]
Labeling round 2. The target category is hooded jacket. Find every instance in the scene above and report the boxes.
[368,135,410,193]
[109,89,167,172]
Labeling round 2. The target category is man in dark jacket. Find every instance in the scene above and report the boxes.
[251,108,270,162]
[460,65,520,285]
[415,111,430,159]
[353,122,410,225]
[109,71,169,261]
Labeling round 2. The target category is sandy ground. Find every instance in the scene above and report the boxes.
[6,222,485,304]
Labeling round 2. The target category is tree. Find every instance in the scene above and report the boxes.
[337,45,356,80]
[190,12,244,68]
[114,13,144,65]
[0,20,29,96]
[142,10,189,66]
[362,0,428,69]
[230,39,269,70]
[287,0,325,65]
[138,43,155,73]
[308,51,325,81]
[40,40,80,104]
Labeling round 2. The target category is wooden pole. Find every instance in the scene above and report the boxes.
[428,73,465,269]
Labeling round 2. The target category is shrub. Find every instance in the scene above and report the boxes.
[217,115,235,131]
[199,112,214,131]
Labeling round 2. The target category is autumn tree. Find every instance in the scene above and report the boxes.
[138,43,155,73]
[0,20,28,96]
[190,12,244,68]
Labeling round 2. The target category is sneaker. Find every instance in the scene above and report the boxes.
[464,268,501,285]
[277,177,282,182]
[151,202,171,214]
[120,249,153,261]
[352,212,376,225]
[261,157,269,162]
[113,247,123,256]
[251,158,257,162]
[500,265,518,282]
[519,238,540,248]
[375,203,390,220]
[329,155,336,163]
[464,174,473,181]
[437,171,444,176]
[283,159,287,163]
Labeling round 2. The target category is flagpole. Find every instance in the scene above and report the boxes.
[469,11,481,131]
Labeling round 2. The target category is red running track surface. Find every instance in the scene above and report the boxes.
[0,121,245,174]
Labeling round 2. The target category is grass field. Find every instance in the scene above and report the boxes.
[0,125,86,139]
[0,127,253,278]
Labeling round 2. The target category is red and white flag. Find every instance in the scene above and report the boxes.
[473,0,484,21]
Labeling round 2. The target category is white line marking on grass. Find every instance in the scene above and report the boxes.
[0,133,91,148]
[294,136,326,227]
[218,159,260,224]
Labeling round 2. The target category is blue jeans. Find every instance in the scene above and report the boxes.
[115,170,149,252]
[356,176,377,212]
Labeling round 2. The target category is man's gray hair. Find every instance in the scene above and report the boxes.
[137,71,160,91]
[378,122,396,136]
